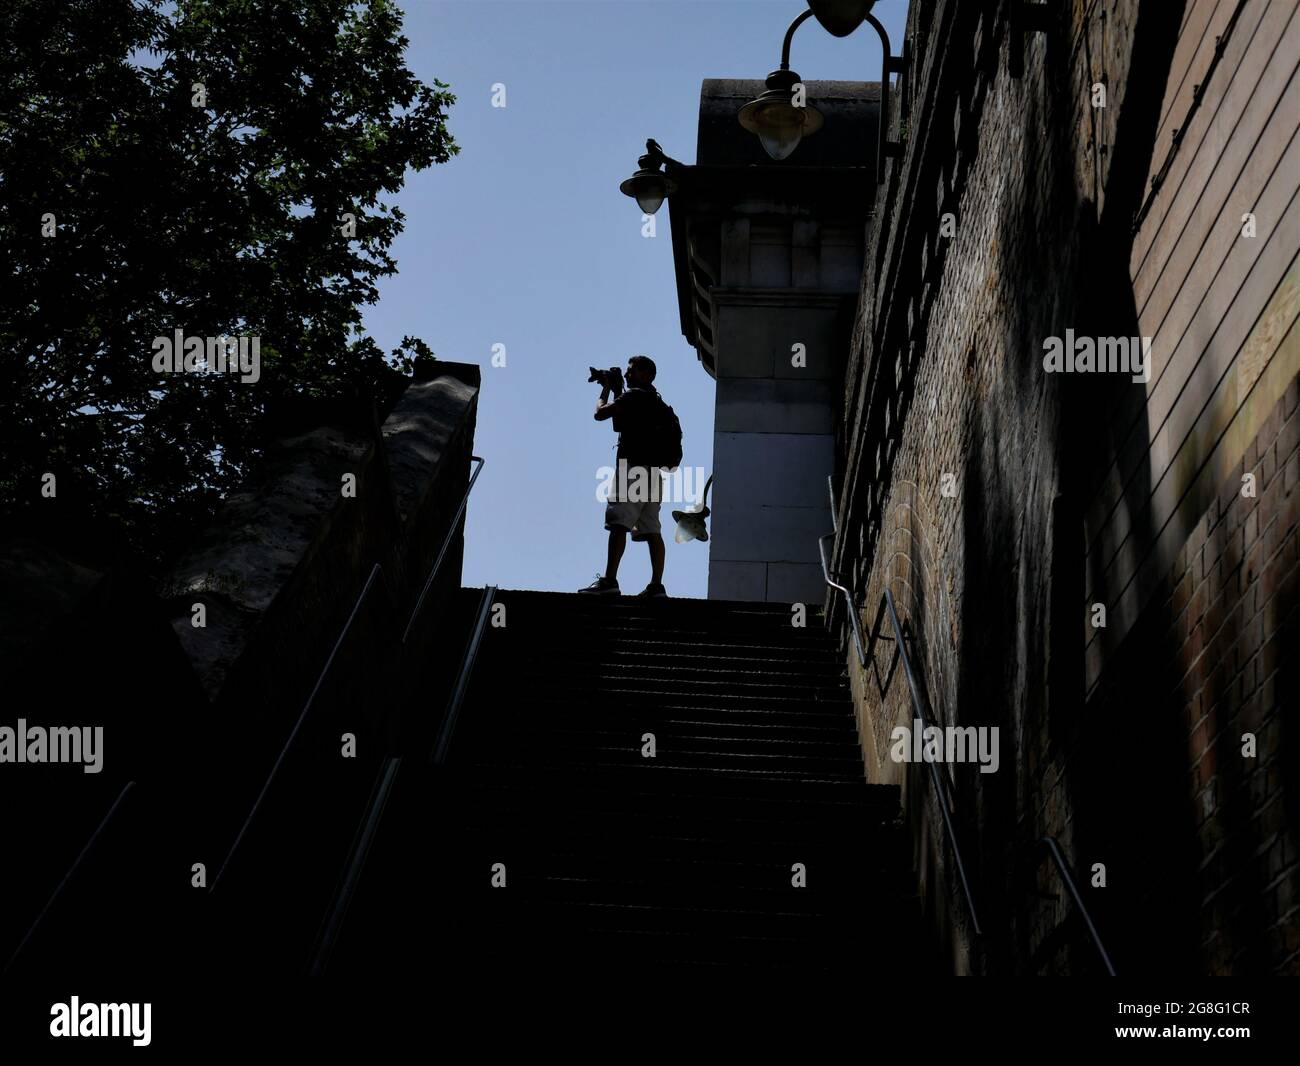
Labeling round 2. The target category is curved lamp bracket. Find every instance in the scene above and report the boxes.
[767,4,907,185]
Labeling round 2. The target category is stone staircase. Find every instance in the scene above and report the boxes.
[331,588,934,977]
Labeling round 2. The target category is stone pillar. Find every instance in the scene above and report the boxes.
[709,283,853,602]
[666,79,874,603]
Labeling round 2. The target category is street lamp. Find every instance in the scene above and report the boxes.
[740,1,908,183]
[738,64,824,161]
[672,475,713,544]
[619,138,681,215]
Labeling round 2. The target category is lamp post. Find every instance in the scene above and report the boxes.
[737,10,824,161]
[619,138,682,215]
[740,1,907,184]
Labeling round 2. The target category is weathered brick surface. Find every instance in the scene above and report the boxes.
[832,0,1298,974]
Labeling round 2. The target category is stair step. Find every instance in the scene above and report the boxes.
[506,646,847,674]
[444,764,883,800]
[453,748,864,779]
[460,725,862,756]
[486,627,843,653]
[468,713,857,739]
[488,589,823,617]
[449,908,900,968]
[480,682,852,707]
[493,637,842,663]
[466,687,854,717]
[440,800,898,840]
[475,666,849,696]
[451,778,896,821]
[451,757,863,785]
[474,699,857,727]
[498,657,848,686]
[437,831,894,871]
[430,861,909,895]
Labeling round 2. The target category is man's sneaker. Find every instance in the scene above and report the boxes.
[577,575,620,596]
[636,582,668,599]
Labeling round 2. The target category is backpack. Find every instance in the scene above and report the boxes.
[647,393,683,471]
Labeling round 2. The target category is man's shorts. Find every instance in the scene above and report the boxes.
[605,464,663,541]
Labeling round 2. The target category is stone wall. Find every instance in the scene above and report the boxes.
[830,0,1298,975]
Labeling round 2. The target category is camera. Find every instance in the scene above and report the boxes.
[588,365,624,395]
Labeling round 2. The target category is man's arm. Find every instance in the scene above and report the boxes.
[594,387,618,421]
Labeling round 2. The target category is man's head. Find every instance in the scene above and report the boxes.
[625,354,657,389]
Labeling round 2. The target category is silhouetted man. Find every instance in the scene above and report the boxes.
[578,355,667,598]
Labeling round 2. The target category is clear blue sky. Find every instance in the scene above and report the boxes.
[370,0,907,596]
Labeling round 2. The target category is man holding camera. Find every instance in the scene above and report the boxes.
[578,355,669,598]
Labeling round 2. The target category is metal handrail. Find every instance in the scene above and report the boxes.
[820,476,869,666]
[431,585,498,765]
[1038,836,1117,975]
[214,452,485,892]
[5,781,136,973]
[307,754,402,977]
[211,561,386,892]
[819,475,982,936]
[819,533,869,667]
[403,455,485,644]
[821,487,1114,968]
[309,584,499,975]
[883,587,981,935]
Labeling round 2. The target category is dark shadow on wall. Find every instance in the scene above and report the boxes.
[1275,599,1300,970]
[969,3,1087,976]
[890,568,975,973]
[962,0,1195,973]
[1052,2,1201,974]
[954,443,1017,976]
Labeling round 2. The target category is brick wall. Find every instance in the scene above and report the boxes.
[831,0,1298,975]
[1175,377,1299,973]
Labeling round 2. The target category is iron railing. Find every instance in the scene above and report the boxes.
[820,478,1118,968]
[1036,836,1117,976]
[818,475,982,936]
[4,781,136,972]
[211,455,484,892]
[309,584,499,975]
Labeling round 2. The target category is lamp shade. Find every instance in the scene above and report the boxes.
[808,0,876,37]
[620,168,677,215]
[737,70,825,161]
[672,504,710,544]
